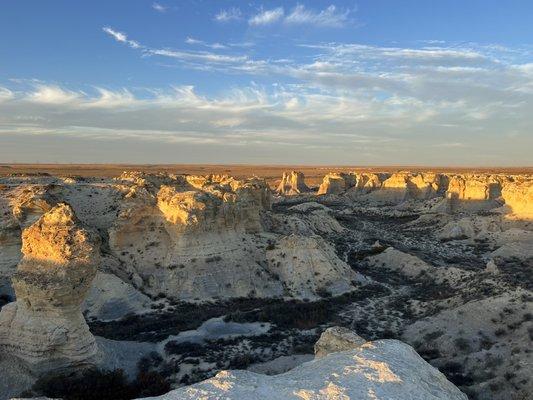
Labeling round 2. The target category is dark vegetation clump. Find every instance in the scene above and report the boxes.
[224,284,389,330]
[31,368,170,400]
[0,293,12,309]
[90,284,389,342]
[439,361,474,387]
[164,340,207,357]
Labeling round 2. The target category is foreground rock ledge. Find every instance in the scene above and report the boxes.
[143,339,467,400]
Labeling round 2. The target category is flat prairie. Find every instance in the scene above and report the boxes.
[1,164,532,187]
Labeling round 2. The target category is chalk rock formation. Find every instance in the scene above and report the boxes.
[317,172,356,195]
[266,235,356,298]
[501,179,533,219]
[276,171,310,195]
[363,172,443,203]
[10,184,63,228]
[0,203,99,374]
[109,176,281,299]
[314,326,366,358]
[352,172,384,193]
[145,338,467,400]
[446,175,502,205]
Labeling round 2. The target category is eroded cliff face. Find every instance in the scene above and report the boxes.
[108,176,283,299]
[0,203,99,375]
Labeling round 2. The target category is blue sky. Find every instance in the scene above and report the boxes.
[0,1,532,165]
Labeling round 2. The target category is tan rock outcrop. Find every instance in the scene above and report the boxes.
[276,171,310,196]
[10,184,63,228]
[0,203,99,375]
[353,172,384,193]
[314,326,367,358]
[501,179,533,219]
[317,172,356,195]
[446,175,502,201]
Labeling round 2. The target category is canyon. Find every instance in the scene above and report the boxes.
[0,167,531,400]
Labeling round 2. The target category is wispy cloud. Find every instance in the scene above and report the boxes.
[214,7,242,22]
[102,27,141,49]
[249,7,284,26]
[152,2,167,13]
[103,26,246,65]
[285,4,352,28]
[1,76,532,164]
[185,37,227,50]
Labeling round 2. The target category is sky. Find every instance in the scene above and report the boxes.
[0,1,532,165]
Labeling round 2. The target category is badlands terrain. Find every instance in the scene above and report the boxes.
[0,166,531,399]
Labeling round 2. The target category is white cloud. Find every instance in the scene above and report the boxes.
[102,27,247,66]
[3,35,532,164]
[28,85,81,105]
[102,27,141,49]
[185,37,227,50]
[152,2,167,13]
[285,4,351,27]
[0,87,13,102]
[249,7,284,26]
[84,88,137,108]
[214,7,242,22]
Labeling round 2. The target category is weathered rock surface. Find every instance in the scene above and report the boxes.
[143,339,467,400]
[276,171,310,195]
[314,326,366,358]
[266,235,356,298]
[317,172,356,195]
[501,179,533,219]
[0,203,99,375]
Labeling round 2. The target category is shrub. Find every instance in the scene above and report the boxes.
[454,337,471,352]
[164,340,206,357]
[32,368,170,400]
[33,369,136,400]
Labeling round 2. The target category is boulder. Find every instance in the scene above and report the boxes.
[314,326,367,358]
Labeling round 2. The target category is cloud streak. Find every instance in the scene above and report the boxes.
[249,7,284,26]
[214,7,242,22]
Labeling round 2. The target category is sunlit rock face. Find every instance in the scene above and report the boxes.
[501,178,533,219]
[276,171,310,196]
[446,175,502,201]
[349,172,384,194]
[0,203,99,375]
[317,172,356,195]
[144,337,467,400]
[10,184,63,228]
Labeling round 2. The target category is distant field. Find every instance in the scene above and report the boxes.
[1,164,532,187]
